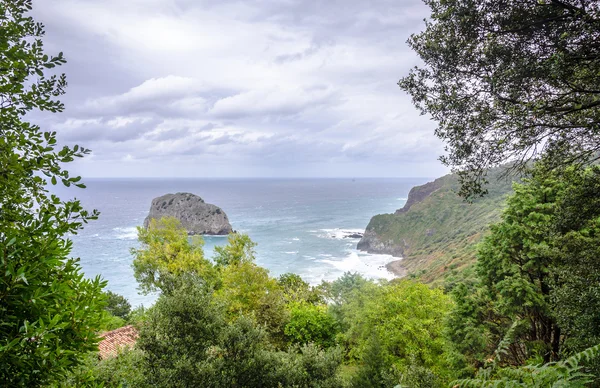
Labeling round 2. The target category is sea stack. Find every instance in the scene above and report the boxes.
[143,192,233,235]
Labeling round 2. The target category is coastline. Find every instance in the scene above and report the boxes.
[386,259,407,278]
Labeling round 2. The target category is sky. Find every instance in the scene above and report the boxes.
[32,0,448,178]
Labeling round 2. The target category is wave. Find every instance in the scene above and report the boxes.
[113,226,138,240]
[284,251,298,254]
[317,228,364,240]
[317,250,396,282]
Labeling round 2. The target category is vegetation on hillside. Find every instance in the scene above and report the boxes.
[363,167,514,285]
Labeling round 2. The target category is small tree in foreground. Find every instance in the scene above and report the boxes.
[131,217,216,294]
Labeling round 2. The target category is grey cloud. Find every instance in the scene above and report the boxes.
[57,117,161,143]
[32,0,447,177]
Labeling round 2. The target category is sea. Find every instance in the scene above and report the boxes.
[51,178,429,307]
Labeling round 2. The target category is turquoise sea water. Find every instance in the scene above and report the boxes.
[52,178,428,306]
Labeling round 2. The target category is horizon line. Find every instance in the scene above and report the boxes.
[79,176,437,180]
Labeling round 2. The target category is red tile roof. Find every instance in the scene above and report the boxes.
[98,325,138,359]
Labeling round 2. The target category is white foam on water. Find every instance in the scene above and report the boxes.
[113,227,138,240]
[317,250,397,283]
[284,251,298,254]
[291,237,300,241]
[397,197,407,201]
[317,228,364,239]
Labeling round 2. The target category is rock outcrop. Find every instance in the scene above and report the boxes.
[143,193,232,235]
[394,179,443,214]
[356,230,405,257]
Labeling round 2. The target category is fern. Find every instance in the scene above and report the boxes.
[492,319,526,367]
[451,343,600,387]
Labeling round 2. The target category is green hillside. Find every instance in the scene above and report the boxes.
[358,168,515,285]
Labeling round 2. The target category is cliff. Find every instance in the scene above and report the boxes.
[144,192,233,235]
[357,168,515,284]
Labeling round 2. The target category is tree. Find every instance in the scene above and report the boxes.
[0,1,106,386]
[449,165,600,374]
[104,290,132,321]
[284,302,338,348]
[213,232,257,267]
[399,0,600,198]
[215,260,288,343]
[137,279,343,387]
[131,216,216,294]
[278,272,323,304]
[340,280,452,385]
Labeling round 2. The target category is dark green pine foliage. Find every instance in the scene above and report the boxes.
[104,290,132,321]
[0,1,106,386]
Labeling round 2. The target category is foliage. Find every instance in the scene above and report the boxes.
[320,272,377,340]
[339,279,453,385]
[102,314,127,331]
[350,334,398,388]
[399,0,600,199]
[215,260,288,343]
[284,302,338,348]
[453,343,600,388]
[50,348,146,388]
[0,1,106,386]
[127,305,150,327]
[471,172,562,364]
[213,232,257,267]
[278,343,344,388]
[131,216,215,294]
[104,290,132,320]
[549,167,600,356]
[278,272,324,304]
[136,279,343,387]
[136,279,226,386]
[449,165,600,378]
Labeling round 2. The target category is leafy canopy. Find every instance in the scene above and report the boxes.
[131,216,216,294]
[136,279,344,388]
[400,0,600,198]
[213,232,257,267]
[0,0,105,386]
[448,165,600,377]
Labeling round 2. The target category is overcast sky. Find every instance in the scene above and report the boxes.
[32,0,448,178]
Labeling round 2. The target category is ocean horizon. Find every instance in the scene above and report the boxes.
[51,177,431,306]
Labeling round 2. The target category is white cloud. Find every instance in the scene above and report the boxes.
[33,0,448,177]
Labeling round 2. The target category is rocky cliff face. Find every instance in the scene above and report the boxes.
[143,192,233,235]
[394,178,443,214]
[356,230,405,257]
[357,176,448,258]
